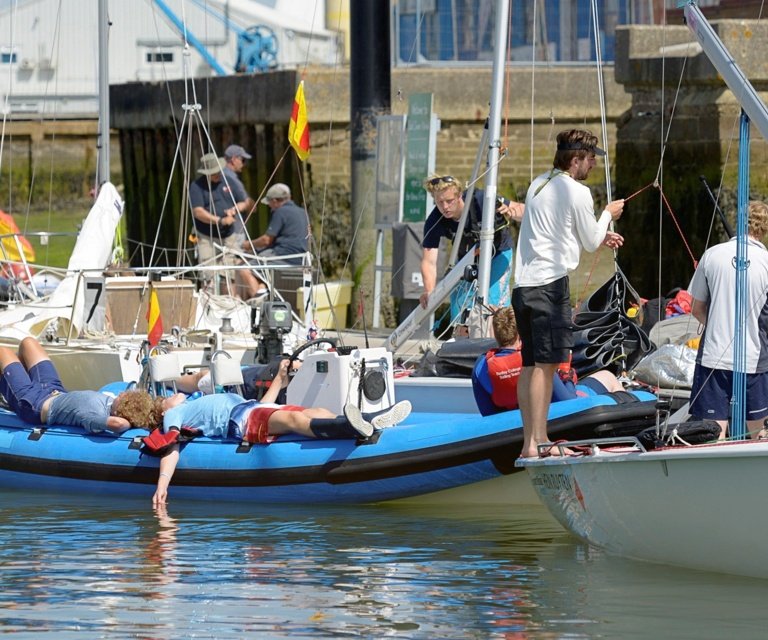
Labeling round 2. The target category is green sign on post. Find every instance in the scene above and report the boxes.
[402,93,434,223]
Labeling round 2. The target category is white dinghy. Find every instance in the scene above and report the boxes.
[519,1,768,579]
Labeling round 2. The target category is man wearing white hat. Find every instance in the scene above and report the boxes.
[189,152,247,294]
[237,183,309,300]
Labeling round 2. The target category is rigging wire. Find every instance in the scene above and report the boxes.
[40,0,65,271]
[590,0,612,203]
[528,0,537,184]
[0,0,19,180]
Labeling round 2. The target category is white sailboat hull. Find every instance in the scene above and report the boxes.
[521,441,768,578]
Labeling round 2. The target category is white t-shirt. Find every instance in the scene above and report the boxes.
[687,236,768,373]
[514,170,611,287]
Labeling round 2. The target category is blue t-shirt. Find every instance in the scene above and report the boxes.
[163,393,244,437]
[47,391,114,434]
[264,200,309,259]
[223,167,249,235]
[189,175,246,238]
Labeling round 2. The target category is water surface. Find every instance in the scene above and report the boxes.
[0,489,766,638]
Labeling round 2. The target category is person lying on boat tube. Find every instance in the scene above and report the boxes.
[147,359,412,506]
[471,306,623,416]
[420,174,525,325]
[0,337,161,434]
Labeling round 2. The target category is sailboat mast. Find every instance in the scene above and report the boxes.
[476,0,510,303]
[96,0,110,185]
[682,0,768,439]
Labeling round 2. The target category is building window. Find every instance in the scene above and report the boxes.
[1,47,18,64]
[146,51,174,63]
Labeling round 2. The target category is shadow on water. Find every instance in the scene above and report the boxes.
[1,489,768,638]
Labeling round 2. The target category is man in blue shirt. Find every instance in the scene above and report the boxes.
[237,183,310,300]
[189,152,247,294]
[223,144,256,247]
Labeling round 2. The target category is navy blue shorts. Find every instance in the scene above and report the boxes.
[0,360,65,424]
[690,365,768,422]
[512,277,573,366]
[577,376,609,396]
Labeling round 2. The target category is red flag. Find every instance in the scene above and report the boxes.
[146,287,163,346]
[288,81,310,161]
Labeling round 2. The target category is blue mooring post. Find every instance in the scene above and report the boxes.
[730,110,750,440]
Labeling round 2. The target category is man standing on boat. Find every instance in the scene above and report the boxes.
[419,175,524,327]
[223,144,256,247]
[688,200,768,439]
[237,183,310,300]
[512,129,624,458]
[189,152,248,295]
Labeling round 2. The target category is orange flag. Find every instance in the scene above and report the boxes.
[289,80,310,161]
[146,287,163,346]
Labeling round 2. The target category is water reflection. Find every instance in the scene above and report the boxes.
[0,490,767,638]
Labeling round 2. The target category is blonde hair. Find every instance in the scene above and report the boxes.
[112,390,164,430]
[748,200,768,240]
[423,174,462,197]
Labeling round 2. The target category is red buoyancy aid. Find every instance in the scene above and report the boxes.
[486,349,523,411]
[486,349,575,411]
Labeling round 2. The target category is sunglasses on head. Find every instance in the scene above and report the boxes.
[428,175,457,186]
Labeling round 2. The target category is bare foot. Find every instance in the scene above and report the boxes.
[537,442,575,458]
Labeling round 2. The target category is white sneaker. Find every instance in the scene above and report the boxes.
[370,400,412,429]
[343,404,374,438]
[245,289,269,306]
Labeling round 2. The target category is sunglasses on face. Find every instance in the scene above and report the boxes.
[428,175,457,186]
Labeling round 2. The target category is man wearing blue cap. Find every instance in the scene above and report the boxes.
[224,144,255,246]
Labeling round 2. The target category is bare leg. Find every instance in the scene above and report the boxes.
[518,362,559,458]
[714,419,728,440]
[237,268,267,299]
[746,418,764,440]
[585,369,623,393]
[18,337,50,369]
[0,346,21,371]
[174,369,209,395]
[268,407,336,438]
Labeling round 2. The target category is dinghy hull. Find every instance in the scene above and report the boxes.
[521,440,768,578]
[0,391,657,504]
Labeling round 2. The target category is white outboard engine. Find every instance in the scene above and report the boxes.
[286,345,395,416]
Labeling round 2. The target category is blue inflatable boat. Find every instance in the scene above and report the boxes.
[0,386,657,504]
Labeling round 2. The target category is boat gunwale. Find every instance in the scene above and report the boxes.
[0,395,659,489]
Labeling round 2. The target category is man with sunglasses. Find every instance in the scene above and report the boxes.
[512,129,624,458]
[420,174,524,326]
